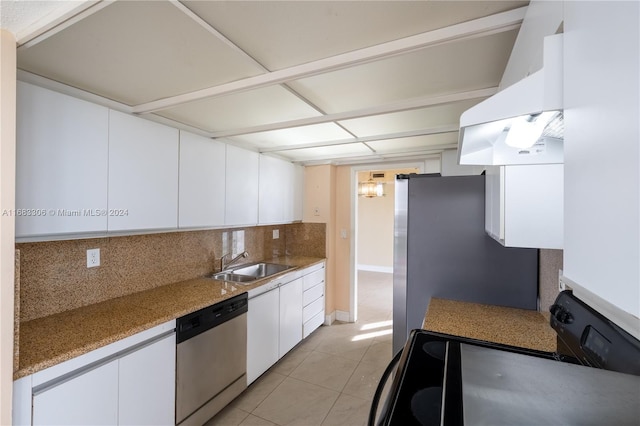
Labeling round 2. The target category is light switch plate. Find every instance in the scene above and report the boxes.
[273,229,279,239]
[87,248,100,268]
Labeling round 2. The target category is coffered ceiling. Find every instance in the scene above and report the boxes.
[5,0,528,165]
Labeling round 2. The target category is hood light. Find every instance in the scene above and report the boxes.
[505,111,562,149]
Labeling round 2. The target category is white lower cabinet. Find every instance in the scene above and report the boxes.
[278,278,303,357]
[247,288,280,385]
[16,321,175,426]
[302,264,326,338]
[247,263,325,385]
[33,360,119,426]
[246,277,303,385]
[118,333,176,425]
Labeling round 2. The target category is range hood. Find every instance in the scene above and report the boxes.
[458,34,564,165]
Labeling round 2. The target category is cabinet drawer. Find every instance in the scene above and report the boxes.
[302,296,324,323]
[303,268,325,291]
[303,311,324,339]
[303,282,324,307]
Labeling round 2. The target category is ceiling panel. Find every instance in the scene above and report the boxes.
[183,1,527,71]
[275,143,373,163]
[156,86,322,133]
[228,123,353,149]
[367,133,460,153]
[339,99,482,137]
[287,29,518,113]
[17,1,265,105]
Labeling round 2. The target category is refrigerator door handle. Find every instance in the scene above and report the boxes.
[368,349,403,426]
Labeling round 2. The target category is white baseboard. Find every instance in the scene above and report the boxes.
[324,311,335,326]
[335,310,350,322]
[357,264,393,273]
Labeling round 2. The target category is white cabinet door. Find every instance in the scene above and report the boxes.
[108,110,179,232]
[16,82,109,238]
[225,145,259,226]
[118,333,176,426]
[292,164,304,222]
[486,164,563,249]
[179,131,226,228]
[563,1,640,322]
[247,289,279,384]
[259,155,286,224]
[33,360,118,426]
[279,278,303,357]
[259,155,300,224]
[484,166,503,241]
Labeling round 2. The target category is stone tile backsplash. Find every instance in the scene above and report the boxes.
[16,222,325,322]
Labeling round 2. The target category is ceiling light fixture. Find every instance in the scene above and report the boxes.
[358,173,385,198]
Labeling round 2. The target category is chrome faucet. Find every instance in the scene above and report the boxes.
[220,250,249,271]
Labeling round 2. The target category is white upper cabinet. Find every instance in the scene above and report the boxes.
[485,164,563,249]
[292,164,304,221]
[108,110,179,232]
[16,82,109,238]
[259,155,286,224]
[225,145,259,226]
[259,154,301,224]
[178,131,226,228]
[563,1,639,324]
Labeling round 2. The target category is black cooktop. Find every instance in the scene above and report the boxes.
[377,291,640,426]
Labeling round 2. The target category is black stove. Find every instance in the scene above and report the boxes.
[370,291,640,426]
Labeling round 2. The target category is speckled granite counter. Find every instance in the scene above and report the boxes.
[423,298,557,352]
[15,256,324,380]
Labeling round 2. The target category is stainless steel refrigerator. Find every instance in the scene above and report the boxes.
[393,174,539,353]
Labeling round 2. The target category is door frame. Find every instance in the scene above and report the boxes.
[349,160,429,322]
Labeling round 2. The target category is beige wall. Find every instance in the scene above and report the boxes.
[0,29,17,425]
[357,173,395,270]
[303,165,337,314]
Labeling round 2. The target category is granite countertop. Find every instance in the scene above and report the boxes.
[423,298,557,352]
[15,256,324,380]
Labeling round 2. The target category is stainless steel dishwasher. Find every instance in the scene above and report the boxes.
[176,293,248,426]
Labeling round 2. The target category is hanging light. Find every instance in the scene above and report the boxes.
[358,173,385,198]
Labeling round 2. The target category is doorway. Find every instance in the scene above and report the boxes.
[350,163,424,324]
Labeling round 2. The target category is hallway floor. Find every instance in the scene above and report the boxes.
[206,270,393,426]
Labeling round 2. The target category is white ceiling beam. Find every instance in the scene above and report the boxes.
[294,145,457,166]
[16,1,113,49]
[169,0,359,138]
[132,6,526,114]
[211,88,495,138]
[259,125,459,153]
[168,1,268,72]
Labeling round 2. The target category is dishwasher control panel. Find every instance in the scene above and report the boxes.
[176,293,248,344]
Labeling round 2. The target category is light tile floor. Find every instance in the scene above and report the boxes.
[206,270,393,426]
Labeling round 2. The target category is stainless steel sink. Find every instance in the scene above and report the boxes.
[232,263,293,278]
[209,262,293,284]
[210,272,257,283]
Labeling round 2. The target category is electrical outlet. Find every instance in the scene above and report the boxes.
[314,207,320,216]
[273,229,279,239]
[87,248,100,268]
